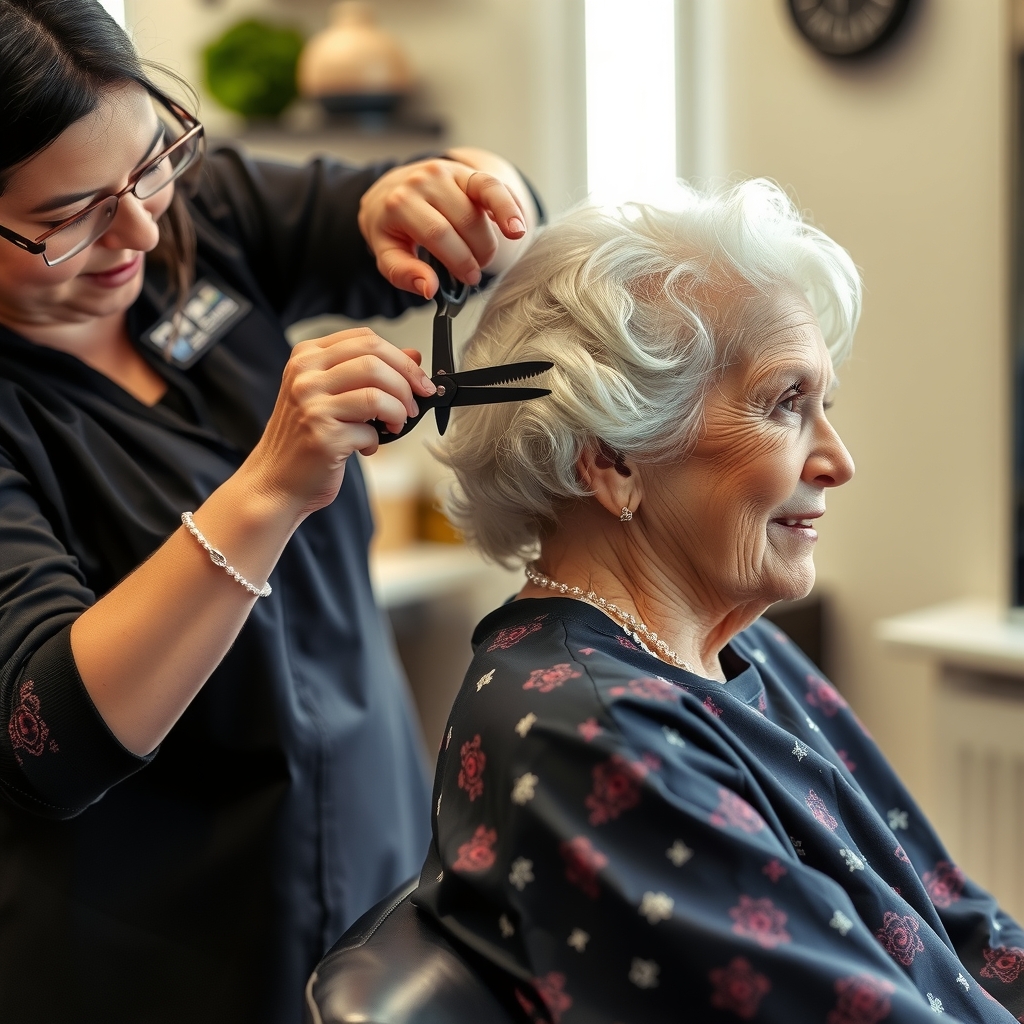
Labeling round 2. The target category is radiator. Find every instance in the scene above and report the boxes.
[934,667,1024,922]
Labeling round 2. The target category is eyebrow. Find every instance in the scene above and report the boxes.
[27,122,166,215]
[751,360,836,396]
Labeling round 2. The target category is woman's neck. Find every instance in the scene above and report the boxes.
[3,312,168,407]
[521,506,768,682]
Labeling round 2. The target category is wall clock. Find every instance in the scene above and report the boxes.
[787,0,912,58]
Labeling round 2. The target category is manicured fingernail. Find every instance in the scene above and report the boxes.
[421,375,437,394]
[508,217,526,236]
[466,269,482,285]
[413,277,431,299]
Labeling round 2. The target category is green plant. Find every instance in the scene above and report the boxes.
[203,19,304,119]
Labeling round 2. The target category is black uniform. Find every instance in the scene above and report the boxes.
[0,147,433,1024]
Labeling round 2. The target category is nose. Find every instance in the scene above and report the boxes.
[97,191,161,254]
[803,417,855,489]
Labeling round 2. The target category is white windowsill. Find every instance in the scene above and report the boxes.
[876,599,1024,676]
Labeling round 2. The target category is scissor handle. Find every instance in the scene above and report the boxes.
[423,250,471,318]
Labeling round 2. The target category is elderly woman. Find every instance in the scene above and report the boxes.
[411,181,1024,1023]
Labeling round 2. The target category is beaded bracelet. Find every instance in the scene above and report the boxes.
[180,511,272,598]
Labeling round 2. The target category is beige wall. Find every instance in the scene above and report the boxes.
[711,0,1012,808]
[126,0,586,215]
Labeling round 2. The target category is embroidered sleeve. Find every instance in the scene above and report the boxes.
[0,625,153,818]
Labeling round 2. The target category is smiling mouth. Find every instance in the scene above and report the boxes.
[775,518,816,528]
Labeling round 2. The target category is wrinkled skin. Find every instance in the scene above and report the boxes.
[530,291,855,680]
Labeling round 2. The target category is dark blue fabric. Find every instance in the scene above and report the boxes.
[0,147,431,1024]
[415,597,1024,1023]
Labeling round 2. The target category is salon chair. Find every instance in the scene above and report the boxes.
[304,878,519,1024]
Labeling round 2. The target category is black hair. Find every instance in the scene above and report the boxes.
[0,0,197,298]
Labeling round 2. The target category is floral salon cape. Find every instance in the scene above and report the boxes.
[413,597,1024,1023]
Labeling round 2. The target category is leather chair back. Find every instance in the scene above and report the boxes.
[305,880,518,1024]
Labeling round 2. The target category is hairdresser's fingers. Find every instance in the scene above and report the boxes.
[314,355,420,421]
[359,157,528,296]
[393,167,525,277]
[375,202,485,295]
[462,169,527,239]
[298,330,435,401]
[327,387,412,438]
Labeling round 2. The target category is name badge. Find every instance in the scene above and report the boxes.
[140,278,252,369]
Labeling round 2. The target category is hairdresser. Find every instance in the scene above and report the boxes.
[0,1,539,1021]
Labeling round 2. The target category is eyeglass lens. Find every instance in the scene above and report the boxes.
[43,104,201,267]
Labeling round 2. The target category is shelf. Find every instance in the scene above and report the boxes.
[876,599,1024,677]
[370,541,493,609]
[230,131,446,169]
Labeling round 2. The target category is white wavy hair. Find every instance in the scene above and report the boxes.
[435,178,861,567]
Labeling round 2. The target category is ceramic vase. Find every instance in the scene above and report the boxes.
[297,1,413,114]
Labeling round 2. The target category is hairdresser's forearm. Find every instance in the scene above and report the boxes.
[69,466,302,756]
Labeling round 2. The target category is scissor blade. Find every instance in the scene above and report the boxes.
[432,312,455,377]
[451,361,553,388]
[435,406,451,435]
[451,386,552,406]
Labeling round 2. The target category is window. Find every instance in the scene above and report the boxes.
[585,0,678,202]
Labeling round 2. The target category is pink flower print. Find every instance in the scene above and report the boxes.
[577,717,602,742]
[487,616,546,651]
[893,845,910,865]
[523,663,581,693]
[980,945,1024,984]
[533,972,572,1024]
[762,859,787,883]
[578,647,596,656]
[617,636,639,651]
[584,754,647,826]
[703,695,724,718]
[806,789,839,831]
[827,974,896,1024]
[874,911,924,966]
[710,788,766,834]
[729,895,791,948]
[560,836,608,898]
[640,751,662,772]
[609,677,678,701]
[836,749,857,772]
[756,692,768,714]
[805,674,848,717]
[709,957,771,1019]
[8,680,56,765]
[457,735,486,801]
[772,630,789,645]
[514,989,537,1017]
[922,860,964,909]
[452,825,498,873]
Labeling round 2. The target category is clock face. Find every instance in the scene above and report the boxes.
[787,0,912,58]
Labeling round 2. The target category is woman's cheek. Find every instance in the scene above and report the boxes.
[147,187,175,223]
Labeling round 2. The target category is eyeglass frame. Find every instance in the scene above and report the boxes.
[0,86,205,266]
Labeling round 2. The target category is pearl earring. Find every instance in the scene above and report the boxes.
[619,506,633,522]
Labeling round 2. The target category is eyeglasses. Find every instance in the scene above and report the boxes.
[0,88,205,267]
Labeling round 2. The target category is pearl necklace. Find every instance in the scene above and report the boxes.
[524,564,695,673]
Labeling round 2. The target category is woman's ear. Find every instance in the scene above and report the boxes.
[577,443,642,521]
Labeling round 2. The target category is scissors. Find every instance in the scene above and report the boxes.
[371,253,552,443]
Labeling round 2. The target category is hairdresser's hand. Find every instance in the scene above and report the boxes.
[358,147,538,299]
[243,328,435,518]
